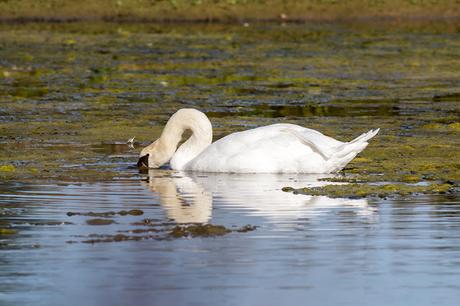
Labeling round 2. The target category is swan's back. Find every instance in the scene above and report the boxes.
[184,124,378,173]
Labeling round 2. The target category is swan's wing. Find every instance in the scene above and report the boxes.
[212,123,341,157]
[279,128,338,159]
[187,124,339,172]
[281,125,380,160]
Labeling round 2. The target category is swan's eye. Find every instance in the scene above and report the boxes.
[137,154,149,168]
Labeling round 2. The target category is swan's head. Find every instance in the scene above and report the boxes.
[137,139,172,169]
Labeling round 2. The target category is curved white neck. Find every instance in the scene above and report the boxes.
[159,109,213,170]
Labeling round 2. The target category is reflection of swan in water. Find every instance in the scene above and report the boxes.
[146,173,212,224]
[143,170,376,224]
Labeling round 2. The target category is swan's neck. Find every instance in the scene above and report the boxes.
[159,109,213,170]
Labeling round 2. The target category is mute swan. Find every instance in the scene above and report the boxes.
[138,108,379,173]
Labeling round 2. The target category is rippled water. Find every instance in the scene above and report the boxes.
[2,171,460,306]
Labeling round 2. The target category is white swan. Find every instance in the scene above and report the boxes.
[138,108,379,173]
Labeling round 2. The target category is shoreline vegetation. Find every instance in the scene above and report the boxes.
[1,0,460,23]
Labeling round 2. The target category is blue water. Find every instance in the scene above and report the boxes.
[1,171,460,306]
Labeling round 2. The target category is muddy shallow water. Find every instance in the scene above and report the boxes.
[1,21,460,305]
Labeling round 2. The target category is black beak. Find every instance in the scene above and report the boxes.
[137,154,149,168]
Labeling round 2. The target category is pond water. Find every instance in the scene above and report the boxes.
[1,21,460,305]
[1,170,460,306]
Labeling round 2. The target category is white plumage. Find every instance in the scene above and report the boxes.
[138,108,379,173]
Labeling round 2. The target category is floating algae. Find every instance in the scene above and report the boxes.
[0,22,459,199]
[282,183,454,199]
[235,224,258,233]
[67,209,144,217]
[86,219,115,225]
[77,234,143,244]
[0,228,17,235]
[169,224,231,238]
[0,165,16,172]
[70,223,257,243]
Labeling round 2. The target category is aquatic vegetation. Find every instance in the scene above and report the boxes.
[168,224,256,238]
[63,205,256,241]
[283,182,455,199]
[0,165,16,172]
[69,223,256,243]
[67,209,144,217]
[86,218,115,225]
[0,0,459,22]
[0,228,18,235]
[0,22,459,199]
[234,224,258,232]
[169,224,231,238]
[76,233,142,243]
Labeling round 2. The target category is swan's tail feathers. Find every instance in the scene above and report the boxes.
[283,127,379,172]
[327,142,368,172]
[348,128,380,145]
[327,128,380,172]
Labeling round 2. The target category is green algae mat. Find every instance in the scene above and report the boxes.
[1,0,460,22]
[0,22,459,198]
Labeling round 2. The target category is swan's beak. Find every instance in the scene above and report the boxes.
[137,154,149,168]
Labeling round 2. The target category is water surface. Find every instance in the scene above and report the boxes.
[2,171,460,306]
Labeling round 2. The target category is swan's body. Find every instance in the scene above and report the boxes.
[138,108,379,173]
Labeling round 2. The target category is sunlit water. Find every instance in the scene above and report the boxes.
[1,171,460,306]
